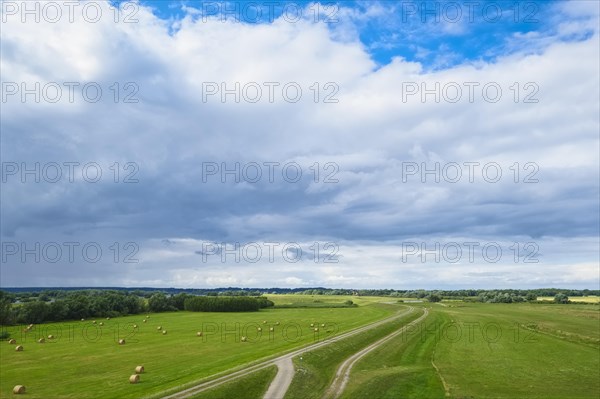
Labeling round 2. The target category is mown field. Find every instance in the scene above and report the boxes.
[0,295,395,398]
[2,296,599,399]
[341,302,600,399]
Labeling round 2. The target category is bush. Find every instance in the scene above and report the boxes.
[0,331,10,340]
[344,300,354,305]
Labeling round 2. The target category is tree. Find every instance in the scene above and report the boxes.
[427,294,442,302]
[525,292,538,301]
[0,291,13,325]
[148,293,173,312]
[554,293,569,304]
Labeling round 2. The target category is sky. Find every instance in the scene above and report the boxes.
[0,0,599,289]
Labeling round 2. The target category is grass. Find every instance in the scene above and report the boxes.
[434,303,600,398]
[189,365,277,399]
[284,305,423,399]
[0,295,395,399]
[339,309,450,399]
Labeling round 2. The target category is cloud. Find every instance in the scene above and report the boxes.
[0,1,598,288]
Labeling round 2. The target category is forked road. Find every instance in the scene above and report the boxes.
[160,306,416,399]
[322,308,429,399]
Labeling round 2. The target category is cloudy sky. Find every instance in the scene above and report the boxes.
[1,0,598,289]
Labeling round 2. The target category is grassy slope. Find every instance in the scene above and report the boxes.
[0,295,394,399]
[284,305,423,399]
[339,308,449,399]
[189,365,277,399]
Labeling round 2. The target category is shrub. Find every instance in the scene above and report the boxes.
[184,296,261,312]
[0,331,10,340]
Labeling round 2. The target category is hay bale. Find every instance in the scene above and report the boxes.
[47,335,54,340]
[269,327,274,332]
[314,328,319,332]
[310,323,314,327]
[143,320,147,323]
[133,324,138,329]
[38,338,45,343]
[8,339,16,344]
[157,326,162,330]
[135,365,144,374]
[15,345,23,351]
[241,336,247,342]
[81,318,85,321]
[263,320,267,324]
[13,385,26,394]
[196,332,203,337]
[106,317,110,320]
[321,324,325,327]
[129,374,140,384]
[92,320,96,324]
[28,324,34,329]
[118,339,126,345]
[99,322,104,326]
[275,322,280,325]
[257,327,262,332]
[162,330,167,335]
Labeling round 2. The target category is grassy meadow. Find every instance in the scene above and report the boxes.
[0,295,394,399]
[1,296,599,398]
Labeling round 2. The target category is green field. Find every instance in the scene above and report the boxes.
[1,297,599,399]
[0,295,394,398]
[341,303,600,398]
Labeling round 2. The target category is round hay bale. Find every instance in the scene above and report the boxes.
[157,326,162,330]
[129,374,140,384]
[106,317,110,320]
[263,320,267,324]
[269,327,274,332]
[310,323,314,327]
[28,324,34,329]
[92,320,96,324]
[15,345,23,351]
[133,324,138,329]
[135,365,144,374]
[118,339,126,345]
[47,335,54,340]
[321,324,325,327]
[162,330,167,335]
[314,328,319,332]
[275,322,280,325]
[38,338,45,344]
[8,339,16,344]
[257,327,262,332]
[81,318,85,321]
[196,332,203,337]
[143,319,147,323]
[241,336,247,342]
[13,385,26,394]
[99,322,104,326]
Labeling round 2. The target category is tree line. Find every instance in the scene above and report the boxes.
[184,296,274,312]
